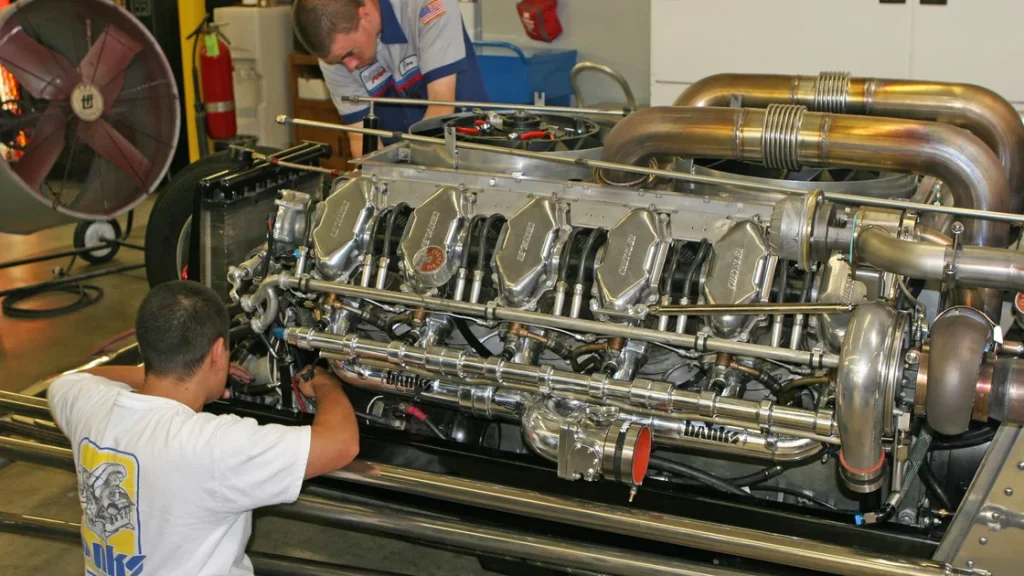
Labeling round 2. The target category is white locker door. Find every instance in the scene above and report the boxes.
[650,0,913,106]
[910,0,1024,112]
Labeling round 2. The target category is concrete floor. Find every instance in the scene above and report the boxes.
[0,199,496,575]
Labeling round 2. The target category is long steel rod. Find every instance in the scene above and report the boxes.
[276,115,1024,225]
[649,303,855,315]
[324,462,974,576]
[271,493,756,576]
[336,94,629,117]
[0,436,73,471]
[0,511,415,576]
[0,391,51,421]
[264,276,837,368]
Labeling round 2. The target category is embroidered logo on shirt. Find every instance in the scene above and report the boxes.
[359,61,393,95]
[398,55,420,78]
[419,0,446,26]
[78,438,145,576]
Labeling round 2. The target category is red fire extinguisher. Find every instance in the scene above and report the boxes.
[198,24,237,141]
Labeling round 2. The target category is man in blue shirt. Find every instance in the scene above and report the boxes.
[292,0,490,157]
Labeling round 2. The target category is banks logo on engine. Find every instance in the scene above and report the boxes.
[618,234,637,276]
[330,201,351,239]
[78,438,145,576]
[726,248,745,291]
[683,422,741,444]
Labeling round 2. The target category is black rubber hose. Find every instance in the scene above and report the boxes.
[682,240,711,302]
[647,456,749,497]
[557,228,583,283]
[662,241,682,295]
[919,458,954,511]
[475,213,504,273]
[422,417,447,440]
[931,427,996,451]
[2,284,103,318]
[384,202,409,259]
[576,228,607,287]
[749,486,842,512]
[729,465,785,487]
[454,317,493,358]
[461,215,486,269]
[355,411,397,428]
[776,259,789,304]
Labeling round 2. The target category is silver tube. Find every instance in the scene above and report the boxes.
[836,302,902,493]
[375,257,389,290]
[287,328,837,440]
[571,62,637,110]
[649,303,854,315]
[275,115,1024,226]
[552,282,567,316]
[569,283,584,319]
[469,270,484,304]
[675,296,690,334]
[0,436,73,471]
[325,462,978,576]
[0,391,51,421]
[335,94,628,117]
[258,276,838,369]
[857,227,1024,292]
[657,295,671,331]
[273,492,757,576]
[789,314,806,350]
[453,268,468,301]
[635,415,822,462]
[927,308,993,435]
[359,254,374,288]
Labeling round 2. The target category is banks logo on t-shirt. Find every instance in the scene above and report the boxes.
[420,0,446,26]
[78,438,145,576]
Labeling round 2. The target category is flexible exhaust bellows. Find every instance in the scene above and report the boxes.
[674,72,1024,211]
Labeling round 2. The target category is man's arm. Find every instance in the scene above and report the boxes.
[298,366,360,478]
[81,366,145,390]
[422,74,456,121]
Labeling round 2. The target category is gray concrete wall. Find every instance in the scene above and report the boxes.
[477,0,651,107]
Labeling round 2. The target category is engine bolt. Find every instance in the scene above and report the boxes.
[951,221,964,235]
[991,512,1001,521]
[1005,488,1014,496]
[967,560,976,569]
[1018,461,1024,470]
[905,350,920,365]
[979,537,988,545]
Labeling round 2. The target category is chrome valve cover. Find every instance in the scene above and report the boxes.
[400,187,474,293]
[312,178,381,281]
[703,220,772,339]
[495,198,571,309]
[594,209,672,314]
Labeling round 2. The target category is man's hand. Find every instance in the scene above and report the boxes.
[294,365,337,399]
[229,364,253,384]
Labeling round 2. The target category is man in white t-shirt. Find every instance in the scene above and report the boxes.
[48,280,359,576]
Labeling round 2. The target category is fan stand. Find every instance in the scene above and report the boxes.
[0,211,145,318]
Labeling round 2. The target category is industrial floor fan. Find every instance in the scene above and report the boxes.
[0,0,180,316]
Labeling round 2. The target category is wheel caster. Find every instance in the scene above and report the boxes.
[73,219,122,264]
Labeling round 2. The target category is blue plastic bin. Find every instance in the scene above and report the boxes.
[472,42,578,106]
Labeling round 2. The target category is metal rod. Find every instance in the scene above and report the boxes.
[0,511,414,576]
[0,437,73,471]
[336,95,628,117]
[270,491,757,576]
[0,391,50,421]
[324,462,975,576]
[276,115,1024,225]
[0,264,145,298]
[111,240,146,251]
[243,148,343,177]
[265,276,837,368]
[649,303,855,315]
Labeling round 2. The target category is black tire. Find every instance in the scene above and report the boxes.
[144,149,276,287]
[74,219,122,264]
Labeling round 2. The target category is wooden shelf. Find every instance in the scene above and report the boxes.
[289,53,352,171]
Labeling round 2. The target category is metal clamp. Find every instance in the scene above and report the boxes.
[945,221,965,278]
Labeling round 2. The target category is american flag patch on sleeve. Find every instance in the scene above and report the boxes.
[420,0,446,25]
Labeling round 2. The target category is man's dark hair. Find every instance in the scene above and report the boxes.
[293,0,365,58]
[136,281,230,380]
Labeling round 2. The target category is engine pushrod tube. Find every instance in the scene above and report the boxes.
[276,115,1024,226]
[255,274,838,369]
[0,391,51,421]
[336,94,628,117]
[324,462,978,576]
[0,436,73,471]
[649,303,855,315]
[287,328,836,437]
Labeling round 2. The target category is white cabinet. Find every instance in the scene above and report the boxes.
[911,0,1024,109]
[651,0,1023,112]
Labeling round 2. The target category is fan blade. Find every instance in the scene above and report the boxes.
[0,27,79,100]
[78,118,150,187]
[78,24,143,103]
[12,104,69,191]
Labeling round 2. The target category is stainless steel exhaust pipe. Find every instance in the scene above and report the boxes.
[674,72,1024,212]
[835,302,905,493]
[600,105,1010,251]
